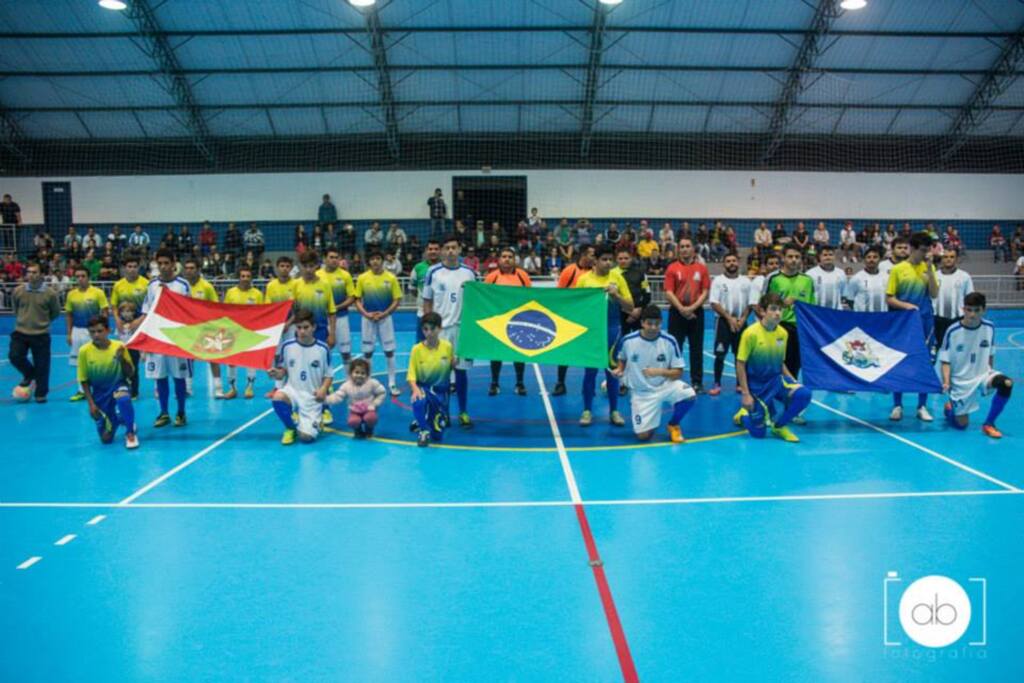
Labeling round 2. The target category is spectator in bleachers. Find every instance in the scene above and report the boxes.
[178,226,195,258]
[463,246,479,273]
[545,248,561,275]
[521,249,541,275]
[694,224,711,262]
[1,193,21,225]
[243,223,265,261]
[294,224,308,253]
[83,227,103,251]
[482,248,499,273]
[3,253,25,282]
[199,222,216,256]
[527,207,543,231]
[1011,224,1024,262]
[364,222,384,251]
[605,222,620,246]
[33,230,54,258]
[472,220,486,248]
[658,221,676,253]
[386,222,407,255]
[128,225,151,256]
[839,222,857,263]
[241,250,258,276]
[63,226,82,257]
[82,248,101,279]
[222,251,236,279]
[709,222,727,263]
[772,222,789,247]
[513,220,531,253]
[576,219,593,247]
[222,222,241,257]
[943,225,962,254]
[555,218,572,245]
[160,226,177,253]
[427,189,447,238]
[453,220,471,249]
[678,221,692,243]
[557,227,574,264]
[311,224,324,253]
[812,222,830,250]
[337,222,356,255]
[319,194,338,226]
[106,225,127,254]
[101,241,118,267]
[753,222,772,261]
[991,224,1010,263]
[322,223,337,252]
[636,230,658,265]
[900,222,913,239]
[259,258,274,279]
[723,225,738,254]
[349,252,365,274]
[647,247,666,276]
[791,222,810,254]
[1015,252,1024,290]
[383,251,403,276]
[99,255,118,281]
[883,224,896,253]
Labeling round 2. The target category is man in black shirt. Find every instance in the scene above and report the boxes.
[427,189,447,238]
[614,247,651,335]
[1,194,21,225]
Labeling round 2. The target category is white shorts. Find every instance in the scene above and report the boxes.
[334,316,352,355]
[440,324,473,370]
[279,384,324,438]
[68,327,92,366]
[361,316,396,354]
[144,352,192,380]
[950,370,1001,416]
[629,380,696,435]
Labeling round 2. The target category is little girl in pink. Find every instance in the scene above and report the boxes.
[323,358,387,438]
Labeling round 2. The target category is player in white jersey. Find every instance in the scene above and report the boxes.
[613,305,697,443]
[939,292,1011,438]
[269,311,332,444]
[933,248,974,348]
[805,246,847,310]
[878,236,909,279]
[845,246,889,312]
[708,253,752,396]
[422,235,477,427]
[129,248,192,428]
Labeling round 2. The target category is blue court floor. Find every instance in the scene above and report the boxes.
[2,312,1023,682]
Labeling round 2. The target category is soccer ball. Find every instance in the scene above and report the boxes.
[11,384,31,402]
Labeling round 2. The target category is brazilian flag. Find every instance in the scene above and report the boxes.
[457,282,608,368]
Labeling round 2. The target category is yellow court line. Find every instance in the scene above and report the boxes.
[566,429,747,452]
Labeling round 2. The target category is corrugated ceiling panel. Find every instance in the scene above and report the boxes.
[816,36,1001,72]
[393,69,579,102]
[705,106,769,133]
[173,35,370,70]
[190,73,378,106]
[799,74,972,107]
[15,111,87,139]
[266,109,326,136]
[76,110,147,138]
[993,79,1024,108]
[2,77,175,109]
[787,107,844,134]
[385,0,592,28]
[649,105,709,133]
[154,0,364,32]
[389,32,582,66]
[886,109,954,135]
[0,38,156,71]
[593,105,652,133]
[833,0,1024,33]
[133,110,190,138]
[0,0,133,32]
[834,108,901,135]
[458,105,519,132]
[397,106,460,134]
[611,0,814,30]
[971,110,1024,136]
[323,108,384,135]
[204,109,274,137]
[604,33,796,68]
[519,104,580,133]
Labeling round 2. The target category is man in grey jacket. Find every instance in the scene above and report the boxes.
[9,262,62,402]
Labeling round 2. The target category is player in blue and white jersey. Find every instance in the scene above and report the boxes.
[269,310,332,445]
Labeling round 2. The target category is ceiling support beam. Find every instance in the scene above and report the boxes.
[0,104,30,164]
[580,1,611,159]
[362,6,400,160]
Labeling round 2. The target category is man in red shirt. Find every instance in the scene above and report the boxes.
[664,238,710,392]
[551,244,595,396]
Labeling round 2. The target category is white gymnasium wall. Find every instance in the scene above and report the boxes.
[3,170,1023,224]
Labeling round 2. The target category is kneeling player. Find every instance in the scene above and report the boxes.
[408,313,455,447]
[78,315,139,449]
[735,293,812,443]
[613,305,696,443]
[269,310,332,445]
[940,292,1012,438]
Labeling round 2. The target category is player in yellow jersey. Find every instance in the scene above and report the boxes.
[65,265,110,401]
[317,246,355,377]
[294,251,336,347]
[222,264,265,398]
[109,254,148,398]
[183,258,225,398]
[78,315,139,449]
[264,255,298,397]
[355,250,403,393]
[407,312,455,447]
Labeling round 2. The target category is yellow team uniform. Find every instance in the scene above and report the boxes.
[224,286,265,306]
[292,277,337,339]
[408,339,454,389]
[265,277,298,303]
[354,269,402,312]
[190,278,219,302]
[110,276,149,314]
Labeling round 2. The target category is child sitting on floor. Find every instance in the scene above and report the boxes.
[323,358,387,438]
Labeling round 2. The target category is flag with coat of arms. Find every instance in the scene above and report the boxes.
[795,302,942,393]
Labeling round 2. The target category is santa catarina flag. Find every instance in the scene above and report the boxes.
[127,287,290,369]
[457,282,608,368]
[795,302,942,393]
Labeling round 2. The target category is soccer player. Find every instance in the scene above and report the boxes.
[613,305,696,443]
[735,293,812,443]
[806,246,847,310]
[551,244,595,396]
[483,246,531,396]
[846,246,889,312]
[317,246,355,372]
[183,257,225,398]
[65,265,110,401]
[575,244,633,426]
[886,231,939,422]
[613,247,652,336]
[264,255,298,397]
[933,248,974,349]
[765,245,815,380]
[77,315,138,449]
[131,248,191,427]
[293,250,336,347]
[269,310,332,445]
[408,312,455,447]
[411,239,442,342]
[354,249,402,395]
[708,252,752,396]
[940,292,1011,438]
[664,238,710,393]
[222,265,265,398]
[422,235,477,425]
[879,236,909,280]
[110,254,148,398]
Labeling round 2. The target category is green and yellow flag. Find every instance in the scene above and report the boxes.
[457,282,608,368]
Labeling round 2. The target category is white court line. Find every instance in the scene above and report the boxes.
[86,515,106,525]
[0,489,1019,510]
[16,556,42,570]
[532,363,582,504]
[54,534,76,546]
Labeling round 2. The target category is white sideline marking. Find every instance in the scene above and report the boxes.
[86,515,106,526]
[54,534,76,546]
[17,556,41,570]
[532,363,582,504]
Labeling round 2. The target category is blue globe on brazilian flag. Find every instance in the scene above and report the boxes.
[458,282,608,368]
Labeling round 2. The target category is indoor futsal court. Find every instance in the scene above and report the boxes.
[3,0,1024,681]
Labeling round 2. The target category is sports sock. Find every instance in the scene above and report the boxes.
[412,397,430,430]
[985,393,1009,426]
[668,398,694,426]
[605,370,619,412]
[116,394,136,434]
[490,360,502,384]
[386,355,397,387]
[272,399,297,429]
[582,368,597,411]
[156,378,170,414]
[455,369,468,413]
[776,386,811,428]
[173,378,187,416]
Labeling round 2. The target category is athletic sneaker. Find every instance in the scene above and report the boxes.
[982,424,1003,439]
[579,410,593,427]
[889,405,903,421]
[222,387,238,400]
[488,383,500,396]
[916,406,933,422]
[458,412,472,428]
[390,384,401,397]
[944,401,954,419]
[514,383,527,396]
[772,425,800,443]
[417,430,430,447]
[173,414,187,427]
[733,407,748,427]
[609,410,625,426]
[551,382,567,397]
[693,383,705,395]
[667,424,685,444]
[791,414,807,426]
[708,384,722,396]
[125,433,140,450]
[153,413,171,428]
[69,391,86,402]
[281,428,297,445]
[408,419,420,433]
[322,408,334,426]
[214,388,226,399]
[244,382,255,399]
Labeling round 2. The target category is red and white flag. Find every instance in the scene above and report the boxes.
[127,287,290,369]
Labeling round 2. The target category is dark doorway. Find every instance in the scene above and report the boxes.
[42,182,73,234]
[452,175,527,249]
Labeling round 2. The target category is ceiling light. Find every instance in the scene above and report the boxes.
[348,0,377,7]
[840,0,867,10]
[599,0,624,5]
[98,0,127,9]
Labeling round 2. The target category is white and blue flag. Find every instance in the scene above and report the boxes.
[795,302,942,393]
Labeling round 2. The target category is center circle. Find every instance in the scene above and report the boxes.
[506,310,557,351]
